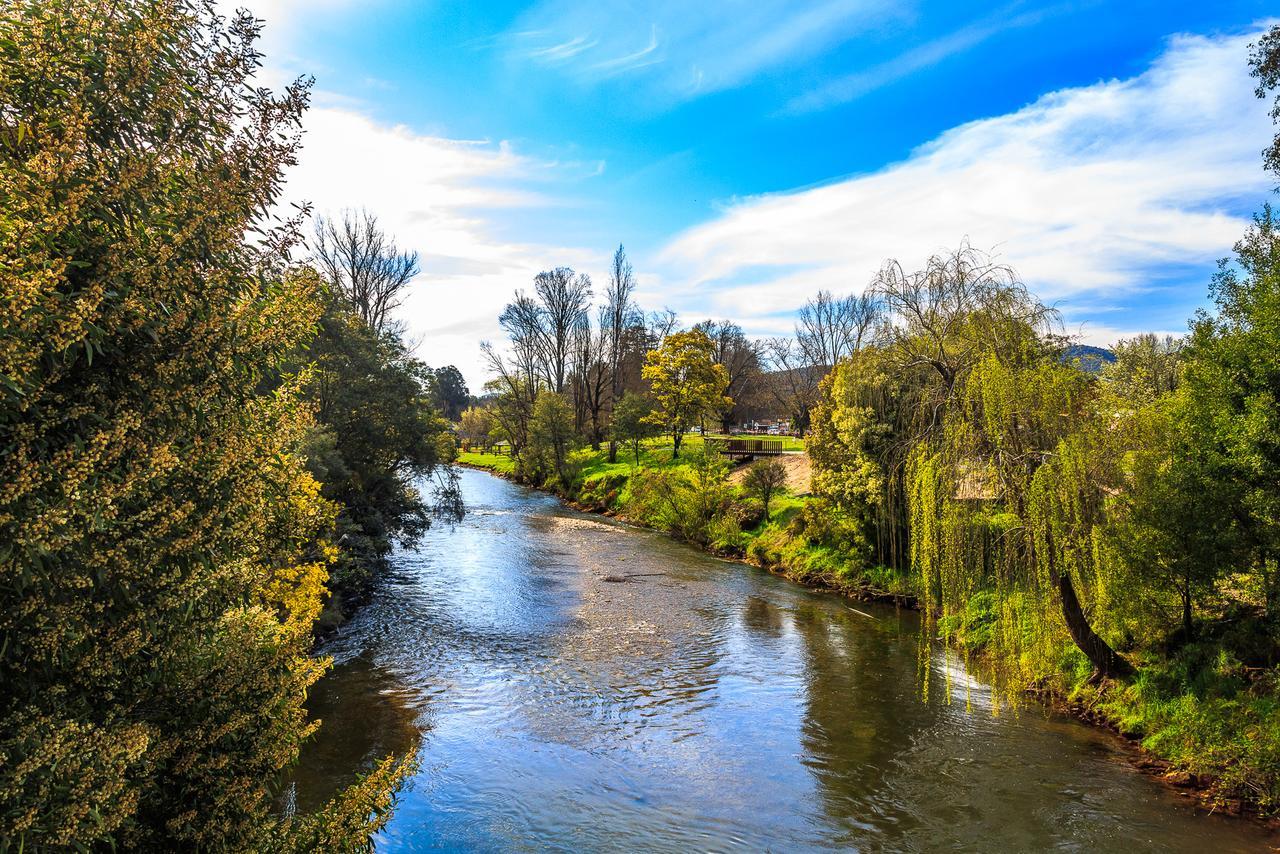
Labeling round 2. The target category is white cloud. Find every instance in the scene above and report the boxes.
[655,27,1275,340]
[281,107,602,390]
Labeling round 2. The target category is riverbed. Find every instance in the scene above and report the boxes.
[286,467,1273,851]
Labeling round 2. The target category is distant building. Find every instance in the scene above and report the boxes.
[740,418,792,435]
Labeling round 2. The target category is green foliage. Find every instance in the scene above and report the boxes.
[526,390,577,489]
[429,365,470,421]
[1183,206,1280,614]
[0,2,409,846]
[640,329,732,458]
[620,448,738,548]
[1098,640,1280,811]
[743,458,787,520]
[611,391,660,467]
[301,303,450,617]
[1251,23,1280,182]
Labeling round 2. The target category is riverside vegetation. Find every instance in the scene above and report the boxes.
[0,2,462,848]
[4,0,1280,847]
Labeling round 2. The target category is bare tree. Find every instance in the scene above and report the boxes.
[533,268,592,393]
[869,240,1055,400]
[481,340,537,460]
[313,209,419,335]
[603,245,642,461]
[498,293,545,390]
[694,320,764,431]
[646,308,679,346]
[764,336,823,434]
[795,290,878,369]
[570,313,611,447]
[497,268,592,395]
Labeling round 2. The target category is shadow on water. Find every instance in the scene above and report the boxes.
[289,467,1276,852]
[282,656,425,814]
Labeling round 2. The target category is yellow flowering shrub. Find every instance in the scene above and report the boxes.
[0,1,410,848]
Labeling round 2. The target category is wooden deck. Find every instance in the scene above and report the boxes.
[707,437,787,459]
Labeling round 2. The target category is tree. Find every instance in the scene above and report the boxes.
[1103,334,1184,403]
[1251,23,1280,182]
[0,2,408,847]
[1107,405,1239,640]
[695,319,764,431]
[430,365,470,421]
[604,245,642,462]
[796,290,878,369]
[807,244,1132,680]
[869,241,1054,417]
[481,340,536,461]
[533,268,592,394]
[764,336,824,435]
[527,391,577,488]
[313,208,419,336]
[611,392,659,467]
[570,312,610,447]
[641,330,732,459]
[303,303,449,614]
[744,458,788,521]
[1181,207,1280,615]
[458,405,496,451]
[496,268,591,400]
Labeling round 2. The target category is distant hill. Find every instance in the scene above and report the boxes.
[1063,344,1116,374]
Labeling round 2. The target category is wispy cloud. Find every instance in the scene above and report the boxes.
[526,35,599,62]
[785,3,1069,114]
[654,27,1275,342]
[591,26,661,76]
[503,0,908,102]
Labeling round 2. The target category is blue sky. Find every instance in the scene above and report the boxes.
[250,0,1278,387]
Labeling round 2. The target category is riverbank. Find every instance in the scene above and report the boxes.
[454,448,1280,826]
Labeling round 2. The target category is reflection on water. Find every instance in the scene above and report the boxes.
[289,468,1275,852]
[282,657,424,815]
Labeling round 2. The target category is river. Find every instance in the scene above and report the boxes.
[286,467,1273,851]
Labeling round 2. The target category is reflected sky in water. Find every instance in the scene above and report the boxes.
[289,468,1274,852]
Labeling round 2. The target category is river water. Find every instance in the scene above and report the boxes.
[287,468,1273,852]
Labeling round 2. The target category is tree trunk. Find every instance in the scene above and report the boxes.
[1182,569,1194,640]
[673,431,682,459]
[1056,569,1134,680]
[608,438,618,464]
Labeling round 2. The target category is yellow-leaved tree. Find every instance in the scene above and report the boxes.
[0,1,411,848]
[641,330,731,458]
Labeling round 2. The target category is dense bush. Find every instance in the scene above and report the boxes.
[0,2,411,846]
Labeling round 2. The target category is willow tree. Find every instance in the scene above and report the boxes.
[0,2,409,848]
[878,246,1133,680]
[811,244,1134,681]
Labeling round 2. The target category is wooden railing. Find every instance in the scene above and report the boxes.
[707,437,786,458]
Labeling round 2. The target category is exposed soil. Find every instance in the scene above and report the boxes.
[727,452,812,494]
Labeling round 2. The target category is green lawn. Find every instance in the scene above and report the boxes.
[460,433,805,483]
[456,450,516,474]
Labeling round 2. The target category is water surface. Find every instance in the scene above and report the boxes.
[288,468,1273,852]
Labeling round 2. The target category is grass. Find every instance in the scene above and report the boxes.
[456,450,516,474]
